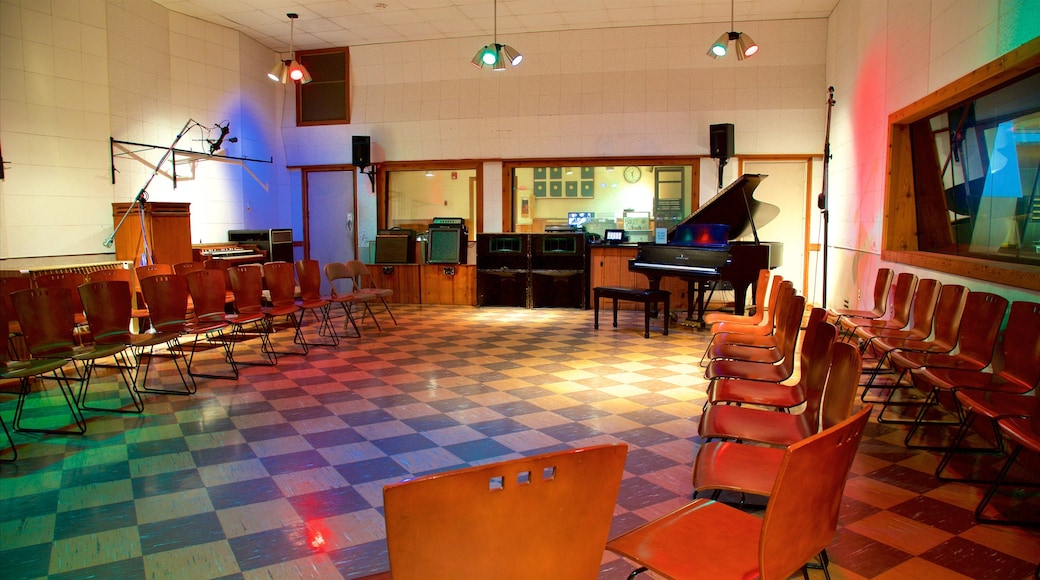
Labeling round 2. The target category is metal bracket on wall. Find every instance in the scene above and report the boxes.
[110,137,273,191]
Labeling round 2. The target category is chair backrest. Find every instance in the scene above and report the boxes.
[761,275,786,328]
[953,292,1008,365]
[324,262,358,297]
[10,287,78,358]
[295,259,323,301]
[33,272,87,314]
[902,278,941,336]
[759,405,871,580]
[139,274,189,333]
[819,341,864,430]
[78,281,133,345]
[345,260,373,289]
[381,443,627,579]
[796,308,837,391]
[262,262,297,307]
[228,264,264,313]
[1,275,32,322]
[997,301,1040,389]
[135,263,174,281]
[867,267,894,317]
[792,318,839,426]
[770,287,806,371]
[173,262,206,276]
[0,295,13,364]
[84,267,132,284]
[928,284,969,349]
[184,269,229,324]
[884,272,919,327]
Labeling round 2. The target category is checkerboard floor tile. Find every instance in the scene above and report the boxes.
[2,305,1038,579]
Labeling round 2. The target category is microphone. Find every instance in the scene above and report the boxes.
[207,123,231,154]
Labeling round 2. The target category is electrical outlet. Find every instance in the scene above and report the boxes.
[843,299,849,308]
[443,266,455,276]
[857,289,861,302]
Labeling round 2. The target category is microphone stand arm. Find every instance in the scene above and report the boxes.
[105,118,198,250]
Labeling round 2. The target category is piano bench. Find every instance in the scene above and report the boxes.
[593,287,670,338]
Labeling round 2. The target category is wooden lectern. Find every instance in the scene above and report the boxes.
[111,202,193,267]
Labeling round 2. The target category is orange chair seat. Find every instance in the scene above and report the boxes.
[710,377,806,408]
[693,440,785,497]
[955,390,1040,420]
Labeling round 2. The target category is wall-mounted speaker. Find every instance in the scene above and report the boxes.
[709,123,734,159]
[352,135,371,168]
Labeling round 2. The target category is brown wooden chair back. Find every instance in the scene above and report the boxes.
[324,262,358,297]
[998,301,1040,389]
[759,404,871,578]
[262,262,297,308]
[32,272,87,320]
[173,262,206,276]
[78,281,133,345]
[819,341,865,430]
[381,443,628,579]
[84,267,131,284]
[796,308,837,392]
[135,263,174,281]
[952,292,1008,368]
[184,269,229,325]
[10,287,78,358]
[865,267,894,317]
[228,264,264,314]
[139,274,189,333]
[295,259,323,301]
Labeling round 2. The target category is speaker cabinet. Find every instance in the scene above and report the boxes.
[709,123,734,159]
[427,228,467,264]
[375,231,415,263]
[352,135,371,168]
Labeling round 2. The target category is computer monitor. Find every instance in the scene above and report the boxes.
[567,211,595,227]
[604,229,625,244]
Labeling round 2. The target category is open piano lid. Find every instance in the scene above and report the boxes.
[669,173,779,243]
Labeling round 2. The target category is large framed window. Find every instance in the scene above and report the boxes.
[377,161,482,241]
[884,37,1040,291]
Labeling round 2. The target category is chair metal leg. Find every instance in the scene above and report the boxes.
[135,339,197,395]
[974,444,1040,528]
[186,329,239,381]
[0,413,16,462]
[935,413,1009,482]
[13,372,87,435]
[76,350,144,414]
[627,567,649,579]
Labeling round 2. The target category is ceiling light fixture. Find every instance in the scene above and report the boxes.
[268,13,311,84]
[707,0,758,61]
[471,0,522,71]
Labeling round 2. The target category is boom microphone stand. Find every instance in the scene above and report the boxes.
[105,118,200,264]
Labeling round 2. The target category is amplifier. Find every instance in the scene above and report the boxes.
[375,229,416,263]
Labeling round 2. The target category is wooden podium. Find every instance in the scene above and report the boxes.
[111,201,193,267]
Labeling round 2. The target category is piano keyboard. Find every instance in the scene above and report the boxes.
[628,261,720,275]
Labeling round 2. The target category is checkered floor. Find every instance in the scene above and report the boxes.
[1,304,1038,579]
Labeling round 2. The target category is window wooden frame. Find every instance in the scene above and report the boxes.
[295,47,350,126]
[884,37,1040,291]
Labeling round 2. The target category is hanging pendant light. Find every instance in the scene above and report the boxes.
[268,13,311,83]
[471,0,522,70]
[706,0,758,61]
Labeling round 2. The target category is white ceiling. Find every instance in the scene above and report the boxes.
[152,0,839,54]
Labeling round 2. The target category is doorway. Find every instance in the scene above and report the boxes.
[740,159,811,294]
[303,168,357,295]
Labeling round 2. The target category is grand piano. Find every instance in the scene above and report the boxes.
[628,173,783,327]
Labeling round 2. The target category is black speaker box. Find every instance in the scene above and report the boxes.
[709,123,734,159]
[375,230,416,263]
[352,135,371,168]
[427,228,467,264]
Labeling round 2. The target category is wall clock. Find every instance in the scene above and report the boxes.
[623,166,642,183]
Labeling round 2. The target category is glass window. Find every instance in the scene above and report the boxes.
[913,69,1040,266]
[384,168,479,240]
[511,164,694,242]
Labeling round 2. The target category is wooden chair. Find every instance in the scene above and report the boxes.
[263,261,308,355]
[228,264,278,364]
[703,290,815,367]
[905,300,1040,449]
[699,276,784,366]
[0,297,69,447]
[703,290,806,393]
[138,274,209,394]
[324,261,378,337]
[936,391,1040,482]
[79,279,185,397]
[708,310,836,409]
[975,416,1040,527]
[703,269,771,326]
[368,443,627,579]
[76,281,143,413]
[699,341,863,446]
[609,405,871,580]
[869,292,1008,424]
[1,274,32,343]
[183,270,240,380]
[851,278,941,349]
[84,267,151,328]
[173,262,206,276]
[860,283,968,388]
[838,271,917,340]
[827,267,893,326]
[294,259,337,346]
[347,260,397,326]
[8,287,89,434]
